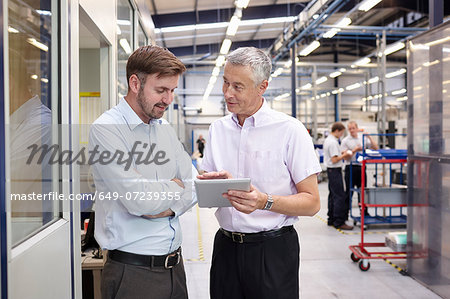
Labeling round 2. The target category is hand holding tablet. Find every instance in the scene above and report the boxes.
[195,178,251,208]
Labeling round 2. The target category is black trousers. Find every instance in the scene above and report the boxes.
[101,254,188,299]
[210,227,300,299]
[327,167,348,227]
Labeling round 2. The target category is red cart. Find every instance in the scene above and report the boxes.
[349,158,408,271]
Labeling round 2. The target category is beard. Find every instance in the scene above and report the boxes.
[136,89,168,120]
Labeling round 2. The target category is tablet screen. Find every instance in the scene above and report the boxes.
[195,178,251,208]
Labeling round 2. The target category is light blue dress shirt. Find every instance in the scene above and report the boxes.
[89,98,196,255]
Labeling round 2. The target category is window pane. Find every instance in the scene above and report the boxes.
[117,0,133,99]
[8,0,61,246]
[138,22,147,48]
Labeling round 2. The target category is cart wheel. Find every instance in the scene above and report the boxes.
[350,253,360,263]
[358,260,371,271]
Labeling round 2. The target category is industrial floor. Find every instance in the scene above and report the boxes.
[180,181,441,299]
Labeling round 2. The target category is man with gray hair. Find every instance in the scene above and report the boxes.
[198,47,321,299]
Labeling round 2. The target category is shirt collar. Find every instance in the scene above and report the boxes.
[117,97,162,130]
[231,98,268,128]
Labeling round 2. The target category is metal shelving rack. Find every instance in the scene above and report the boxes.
[349,134,407,226]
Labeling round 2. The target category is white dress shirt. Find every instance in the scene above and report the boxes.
[201,100,321,233]
[341,134,372,165]
[323,134,343,168]
[89,98,196,255]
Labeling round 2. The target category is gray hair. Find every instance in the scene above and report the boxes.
[226,47,272,85]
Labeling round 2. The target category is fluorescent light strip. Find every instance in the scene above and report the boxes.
[425,36,450,47]
[358,0,382,12]
[209,76,217,85]
[36,10,52,16]
[27,38,48,52]
[240,16,296,26]
[215,55,226,67]
[392,88,406,95]
[236,0,250,9]
[212,67,220,77]
[367,76,379,84]
[155,16,296,34]
[274,93,290,101]
[117,19,131,26]
[119,38,132,54]
[299,40,320,56]
[396,96,408,101]
[423,60,439,67]
[329,71,342,78]
[323,17,352,38]
[346,83,361,90]
[8,26,19,33]
[220,39,232,55]
[352,57,371,67]
[272,67,284,78]
[316,76,328,85]
[301,83,312,89]
[226,16,240,36]
[384,42,405,56]
[386,68,406,78]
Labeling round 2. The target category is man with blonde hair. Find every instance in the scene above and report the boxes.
[341,121,378,217]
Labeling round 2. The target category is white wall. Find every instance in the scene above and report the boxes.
[79,0,116,45]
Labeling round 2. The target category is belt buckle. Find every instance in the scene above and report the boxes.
[231,232,245,243]
[164,251,180,269]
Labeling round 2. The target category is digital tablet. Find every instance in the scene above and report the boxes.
[195,178,251,208]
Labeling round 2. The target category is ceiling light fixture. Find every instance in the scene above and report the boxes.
[382,42,405,56]
[316,76,328,85]
[358,0,382,12]
[235,0,250,9]
[27,38,48,52]
[301,83,312,89]
[323,17,352,38]
[351,57,371,68]
[119,38,132,54]
[226,16,240,36]
[346,83,361,90]
[299,40,320,56]
[329,71,342,78]
[386,68,406,78]
[215,55,226,67]
[367,76,379,84]
[220,39,232,55]
[8,26,19,33]
[392,88,406,95]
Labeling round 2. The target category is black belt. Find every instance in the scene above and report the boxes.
[108,248,181,269]
[220,226,293,243]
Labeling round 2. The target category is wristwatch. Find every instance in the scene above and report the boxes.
[263,193,273,210]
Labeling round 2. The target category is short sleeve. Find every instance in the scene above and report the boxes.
[286,122,322,184]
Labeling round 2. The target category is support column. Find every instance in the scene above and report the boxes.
[291,43,297,118]
[312,65,318,141]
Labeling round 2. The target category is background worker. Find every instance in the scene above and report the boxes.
[323,122,353,230]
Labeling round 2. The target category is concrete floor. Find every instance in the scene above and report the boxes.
[180,181,441,299]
